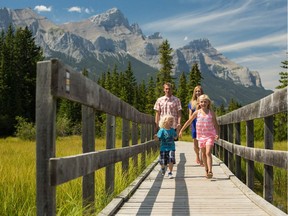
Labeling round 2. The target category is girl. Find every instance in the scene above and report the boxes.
[154,114,178,179]
[188,85,204,165]
[179,94,219,178]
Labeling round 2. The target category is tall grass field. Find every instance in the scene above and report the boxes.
[0,136,158,215]
[0,136,286,215]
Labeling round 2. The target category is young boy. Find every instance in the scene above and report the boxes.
[154,114,178,179]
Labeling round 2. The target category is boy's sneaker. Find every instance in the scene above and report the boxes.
[161,167,166,176]
[167,172,173,179]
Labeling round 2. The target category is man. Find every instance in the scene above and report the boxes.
[154,82,182,137]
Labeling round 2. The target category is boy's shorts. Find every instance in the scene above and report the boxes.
[159,150,176,165]
[198,137,215,148]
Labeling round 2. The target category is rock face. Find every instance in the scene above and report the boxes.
[0,7,272,106]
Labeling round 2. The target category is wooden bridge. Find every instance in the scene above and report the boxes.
[36,59,287,215]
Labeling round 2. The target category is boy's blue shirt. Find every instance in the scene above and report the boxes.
[157,128,177,151]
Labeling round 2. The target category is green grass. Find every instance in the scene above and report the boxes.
[0,136,158,215]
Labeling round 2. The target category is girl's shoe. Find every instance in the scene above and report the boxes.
[207,172,213,179]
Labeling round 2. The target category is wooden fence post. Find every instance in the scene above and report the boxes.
[36,60,57,216]
[264,115,274,203]
[228,124,234,171]
[82,106,95,214]
[122,119,130,174]
[132,122,138,169]
[106,114,116,195]
[222,125,228,165]
[246,120,254,190]
[141,123,146,168]
[235,122,241,179]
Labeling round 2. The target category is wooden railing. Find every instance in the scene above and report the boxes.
[215,87,287,209]
[35,59,156,215]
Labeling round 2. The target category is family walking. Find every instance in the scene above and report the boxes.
[154,83,219,179]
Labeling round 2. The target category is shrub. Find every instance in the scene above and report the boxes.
[15,116,36,141]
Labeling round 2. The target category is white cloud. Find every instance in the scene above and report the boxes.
[184,36,188,41]
[217,34,287,53]
[68,7,82,13]
[34,5,52,12]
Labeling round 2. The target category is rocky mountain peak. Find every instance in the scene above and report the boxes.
[89,8,130,31]
[184,38,211,50]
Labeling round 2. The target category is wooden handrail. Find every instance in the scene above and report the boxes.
[36,59,156,216]
[215,86,287,207]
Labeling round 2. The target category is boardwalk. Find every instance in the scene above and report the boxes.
[102,141,285,216]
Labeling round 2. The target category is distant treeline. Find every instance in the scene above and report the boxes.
[0,26,286,141]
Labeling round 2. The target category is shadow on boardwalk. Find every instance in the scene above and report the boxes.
[100,141,286,216]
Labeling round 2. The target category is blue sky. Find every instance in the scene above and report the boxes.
[1,0,287,90]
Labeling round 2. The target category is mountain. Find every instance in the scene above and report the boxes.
[0,7,272,106]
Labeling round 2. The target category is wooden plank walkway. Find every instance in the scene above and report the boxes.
[100,141,286,216]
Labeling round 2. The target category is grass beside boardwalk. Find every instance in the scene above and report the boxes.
[0,136,158,215]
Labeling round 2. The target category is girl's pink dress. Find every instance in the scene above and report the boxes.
[196,110,216,142]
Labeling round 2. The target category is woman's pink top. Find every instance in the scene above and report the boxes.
[196,110,216,141]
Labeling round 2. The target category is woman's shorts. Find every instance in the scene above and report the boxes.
[159,150,176,165]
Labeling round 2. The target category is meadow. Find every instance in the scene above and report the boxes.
[0,136,158,215]
[0,136,286,215]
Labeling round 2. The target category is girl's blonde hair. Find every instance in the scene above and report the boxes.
[190,85,204,109]
[198,94,212,109]
[159,114,174,128]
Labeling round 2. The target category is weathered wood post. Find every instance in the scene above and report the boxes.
[82,105,95,214]
[264,115,273,203]
[228,123,234,171]
[106,114,116,195]
[132,122,138,169]
[122,119,130,174]
[235,122,241,179]
[36,60,57,216]
[246,120,254,190]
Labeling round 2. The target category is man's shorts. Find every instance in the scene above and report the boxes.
[159,150,176,165]
[198,137,215,149]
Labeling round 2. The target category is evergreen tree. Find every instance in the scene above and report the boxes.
[276,58,288,89]
[216,104,226,116]
[177,72,189,123]
[0,26,44,135]
[134,81,146,112]
[123,61,137,106]
[274,58,287,141]
[105,70,112,91]
[156,40,174,97]
[14,27,44,121]
[187,62,203,98]
[146,77,156,115]
[111,65,120,96]
[227,98,241,112]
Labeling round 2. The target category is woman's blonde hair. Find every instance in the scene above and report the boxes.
[198,94,212,109]
[190,85,204,109]
[159,114,174,128]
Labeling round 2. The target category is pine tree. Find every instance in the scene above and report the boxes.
[274,58,287,141]
[276,58,288,89]
[227,98,241,112]
[216,104,226,116]
[187,62,203,97]
[123,61,137,106]
[0,26,44,135]
[177,72,189,123]
[14,27,44,121]
[156,40,174,97]
[146,77,156,115]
